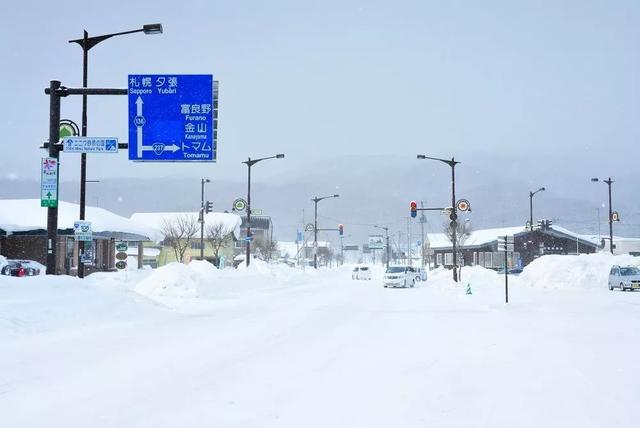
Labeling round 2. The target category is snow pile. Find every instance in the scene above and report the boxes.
[132,259,332,300]
[0,255,7,271]
[519,253,640,290]
[134,260,220,298]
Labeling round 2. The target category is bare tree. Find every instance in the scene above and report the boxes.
[254,237,279,262]
[161,214,199,263]
[443,219,473,246]
[205,222,234,263]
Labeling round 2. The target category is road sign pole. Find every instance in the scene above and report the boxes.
[78,30,89,279]
[46,80,62,275]
[502,236,509,303]
[246,160,252,267]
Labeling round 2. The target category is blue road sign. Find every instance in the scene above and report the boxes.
[128,74,217,162]
[244,236,253,242]
[63,137,118,153]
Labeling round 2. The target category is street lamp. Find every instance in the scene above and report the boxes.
[200,178,211,260]
[373,225,390,270]
[591,177,615,254]
[417,154,461,282]
[529,187,545,230]
[69,24,163,278]
[242,154,285,267]
[311,194,340,269]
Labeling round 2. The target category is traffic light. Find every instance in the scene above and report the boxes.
[205,201,214,214]
[338,224,344,236]
[410,200,417,218]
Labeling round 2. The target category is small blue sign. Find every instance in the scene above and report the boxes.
[128,74,217,162]
[244,236,253,242]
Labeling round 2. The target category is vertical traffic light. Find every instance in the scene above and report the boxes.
[205,201,214,214]
[338,224,344,236]
[410,201,417,218]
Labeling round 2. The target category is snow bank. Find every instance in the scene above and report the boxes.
[519,253,640,290]
[132,259,333,300]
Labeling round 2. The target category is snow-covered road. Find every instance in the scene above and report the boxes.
[1,260,639,427]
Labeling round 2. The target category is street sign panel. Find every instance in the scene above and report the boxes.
[116,261,127,270]
[305,223,315,232]
[456,199,471,212]
[116,242,129,252]
[128,74,217,162]
[251,208,263,215]
[368,235,385,249]
[63,137,118,153]
[74,221,92,242]
[40,158,59,208]
[81,241,95,265]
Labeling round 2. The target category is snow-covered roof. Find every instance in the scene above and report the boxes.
[130,212,242,243]
[426,225,601,250]
[0,199,152,239]
[277,241,331,258]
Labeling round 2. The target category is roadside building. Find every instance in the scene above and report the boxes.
[428,222,602,270]
[130,211,241,267]
[0,199,151,275]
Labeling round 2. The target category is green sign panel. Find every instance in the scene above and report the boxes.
[116,242,129,252]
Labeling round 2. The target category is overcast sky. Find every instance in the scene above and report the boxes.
[1,0,638,184]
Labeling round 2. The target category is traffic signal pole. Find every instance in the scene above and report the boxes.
[46,81,62,274]
[44,82,128,275]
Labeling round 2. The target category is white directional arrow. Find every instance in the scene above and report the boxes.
[141,144,180,154]
[136,97,144,159]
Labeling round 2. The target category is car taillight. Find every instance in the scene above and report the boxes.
[17,268,26,277]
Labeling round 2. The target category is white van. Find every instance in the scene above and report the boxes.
[352,265,372,280]
[383,265,420,288]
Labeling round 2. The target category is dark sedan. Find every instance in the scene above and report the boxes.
[1,260,41,277]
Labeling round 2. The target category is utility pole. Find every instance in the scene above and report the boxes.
[242,154,285,266]
[407,217,412,266]
[199,178,210,260]
[311,194,339,269]
[420,201,426,268]
[417,155,461,281]
[69,24,163,278]
[591,177,615,254]
[46,80,62,274]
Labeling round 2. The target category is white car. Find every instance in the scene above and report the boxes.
[608,265,640,291]
[352,265,372,280]
[383,265,420,288]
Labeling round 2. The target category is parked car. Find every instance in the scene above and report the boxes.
[352,265,372,280]
[383,265,420,288]
[608,265,640,291]
[497,267,523,275]
[0,260,42,277]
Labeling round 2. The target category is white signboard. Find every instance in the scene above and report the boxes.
[74,221,93,242]
[63,137,119,153]
[40,157,59,208]
[368,235,385,250]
